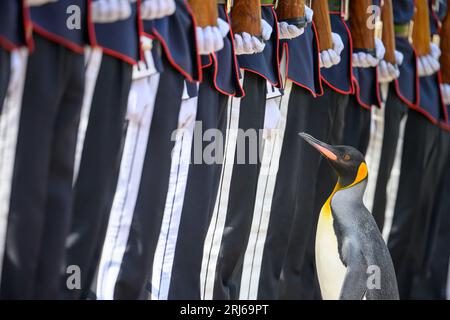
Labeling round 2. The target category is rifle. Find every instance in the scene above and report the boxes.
[312,0,333,50]
[381,0,396,64]
[412,0,431,56]
[188,0,219,28]
[349,0,375,54]
[231,0,263,39]
[440,4,450,83]
[276,0,308,29]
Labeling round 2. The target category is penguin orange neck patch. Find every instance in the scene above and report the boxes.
[321,163,368,218]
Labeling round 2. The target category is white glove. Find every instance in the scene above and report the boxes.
[217,17,230,38]
[140,0,176,20]
[92,0,132,23]
[196,18,229,55]
[418,42,441,77]
[418,55,440,77]
[261,19,273,42]
[378,50,404,83]
[352,38,385,68]
[430,42,441,61]
[196,25,224,55]
[441,84,450,105]
[278,21,304,40]
[26,0,57,6]
[320,32,343,68]
[305,5,313,23]
[234,19,271,55]
[278,5,312,40]
[234,32,264,55]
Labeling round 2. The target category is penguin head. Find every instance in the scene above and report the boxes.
[299,133,368,187]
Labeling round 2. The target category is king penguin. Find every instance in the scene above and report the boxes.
[299,133,399,300]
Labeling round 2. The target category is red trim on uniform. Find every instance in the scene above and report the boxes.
[32,23,85,54]
[143,0,203,82]
[393,77,418,109]
[351,77,372,110]
[351,67,382,110]
[437,71,449,124]
[284,42,316,97]
[142,32,156,40]
[409,45,445,125]
[430,3,441,34]
[393,44,420,109]
[375,65,382,107]
[22,0,34,51]
[202,54,213,69]
[209,51,239,97]
[269,5,282,88]
[0,37,20,52]
[311,21,325,97]
[182,0,202,82]
[151,29,196,82]
[240,5,282,88]
[136,0,145,62]
[86,0,97,47]
[283,21,324,97]
[408,104,440,124]
[223,6,245,98]
[94,1,142,65]
[100,47,137,65]
[441,120,450,131]
[320,13,354,95]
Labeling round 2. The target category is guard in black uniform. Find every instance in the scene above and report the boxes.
[161,1,244,300]
[96,0,201,300]
[200,1,281,300]
[61,0,141,300]
[0,0,95,300]
[387,0,449,299]
[279,0,352,299]
[371,0,418,231]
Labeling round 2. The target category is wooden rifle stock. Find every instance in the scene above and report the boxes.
[188,0,219,28]
[440,5,450,83]
[276,0,307,28]
[231,0,262,37]
[381,0,396,64]
[412,0,431,56]
[312,0,333,50]
[349,0,375,52]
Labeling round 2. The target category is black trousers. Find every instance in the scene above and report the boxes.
[408,130,450,299]
[112,57,184,300]
[278,85,349,300]
[0,35,85,299]
[343,95,372,155]
[412,141,450,299]
[168,67,228,299]
[255,85,316,299]
[0,47,10,113]
[61,55,132,300]
[387,110,446,299]
[212,72,267,300]
[372,85,409,230]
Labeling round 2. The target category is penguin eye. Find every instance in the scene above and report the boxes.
[343,154,351,161]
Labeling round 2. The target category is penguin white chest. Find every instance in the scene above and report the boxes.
[315,199,347,300]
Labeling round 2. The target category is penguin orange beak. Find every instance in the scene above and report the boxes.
[299,133,338,161]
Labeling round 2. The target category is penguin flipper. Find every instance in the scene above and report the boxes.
[339,246,368,300]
